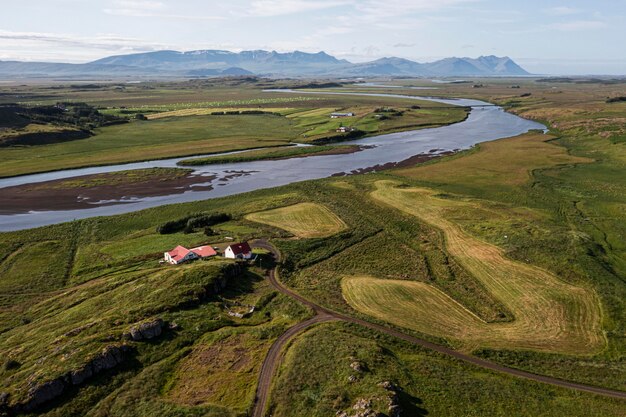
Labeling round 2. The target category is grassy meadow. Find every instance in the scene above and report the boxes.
[0,80,467,178]
[0,77,625,415]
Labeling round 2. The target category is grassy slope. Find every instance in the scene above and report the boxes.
[385,82,626,388]
[270,322,626,417]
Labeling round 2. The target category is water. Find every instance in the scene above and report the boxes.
[0,92,545,231]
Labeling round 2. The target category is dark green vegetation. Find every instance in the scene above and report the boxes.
[178,144,360,166]
[157,212,231,234]
[0,78,467,178]
[1,78,625,416]
[0,102,125,147]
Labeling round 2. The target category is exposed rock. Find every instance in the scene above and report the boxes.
[378,380,396,391]
[388,404,402,417]
[126,318,164,341]
[15,345,129,413]
[348,375,357,383]
[91,345,125,373]
[350,361,364,372]
[70,364,93,385]
[0,392,9,406]
[378,380,402,417]
[22,378,66,412]
[353,398,371,410]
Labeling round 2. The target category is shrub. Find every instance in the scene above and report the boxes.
[157,213,232,234]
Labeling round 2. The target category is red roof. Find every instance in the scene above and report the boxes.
[228,242,252,255]
[167,245,191,261]
[190,245,217,258]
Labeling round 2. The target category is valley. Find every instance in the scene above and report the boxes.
[0,77,625,417]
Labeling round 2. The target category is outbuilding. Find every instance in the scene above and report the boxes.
[224,242,253,260]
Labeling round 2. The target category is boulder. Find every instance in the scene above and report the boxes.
[127,318,164,341]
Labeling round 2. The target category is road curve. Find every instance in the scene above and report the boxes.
[250,240,626,417]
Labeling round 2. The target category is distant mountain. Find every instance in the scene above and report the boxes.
[0,50,530,79]
[422,56,529,76]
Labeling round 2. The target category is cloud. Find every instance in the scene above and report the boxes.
[103,0,225,20]
[393,43,415,48]
[114,0,165,10]
[246,0,349,17]
[544,6,582,16]
[550,20,606,31]
[0,29,172,62]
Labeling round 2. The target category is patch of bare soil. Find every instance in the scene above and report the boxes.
[0,171,215,214]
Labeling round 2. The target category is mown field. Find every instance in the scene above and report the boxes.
[0,77,625,415]
[246,202,347,238]
[344,180,603,354]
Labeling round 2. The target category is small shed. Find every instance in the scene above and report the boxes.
[224,242,253,260]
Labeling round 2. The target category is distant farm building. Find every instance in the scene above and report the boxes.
[330,112,354,118]
[164,245,217,265]
[336,126,355,133]
[225,242,253,260]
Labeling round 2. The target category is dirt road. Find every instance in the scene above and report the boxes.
[250,240,626,417]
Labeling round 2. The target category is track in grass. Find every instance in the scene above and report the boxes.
[343,180,605,354]
[245,202,347,238]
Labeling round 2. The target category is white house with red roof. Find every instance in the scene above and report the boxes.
[164,245,217,265]
[224,242,253,260]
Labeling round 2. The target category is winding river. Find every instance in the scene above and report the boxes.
[0,92,545,231]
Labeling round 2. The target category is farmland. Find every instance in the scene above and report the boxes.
[0,80,467,178]
[0,77,625,416]
[246,202,347,238]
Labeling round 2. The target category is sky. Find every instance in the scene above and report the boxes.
[1,0,625,75]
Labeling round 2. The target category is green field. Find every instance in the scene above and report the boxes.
[0,80,468,178]
[1,78,626,415]
[178,144,359,166]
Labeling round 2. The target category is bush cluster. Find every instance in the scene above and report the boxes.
[156,212,231,234]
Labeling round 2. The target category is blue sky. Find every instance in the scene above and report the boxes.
[1,0,625,74]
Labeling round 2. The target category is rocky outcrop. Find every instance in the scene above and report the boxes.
[125,318,164,341]
[379,380,402,417]
[22,379,65,412]
[14,345,129,413]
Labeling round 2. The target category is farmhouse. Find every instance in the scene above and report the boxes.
[164,245,217,265]
[224,241,253,259]
[336,126,355,133]
[330,112,354,118]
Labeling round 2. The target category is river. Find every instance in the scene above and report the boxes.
[0,92,545,231]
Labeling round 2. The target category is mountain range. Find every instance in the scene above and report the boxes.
[0,50,530,78]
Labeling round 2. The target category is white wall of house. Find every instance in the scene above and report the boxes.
[164,251,198,265]
[224,246,253,259]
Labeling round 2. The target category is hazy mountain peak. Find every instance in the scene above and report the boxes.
[0,49,530,78]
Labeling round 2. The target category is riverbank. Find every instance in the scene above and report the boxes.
[0,168,215,214]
